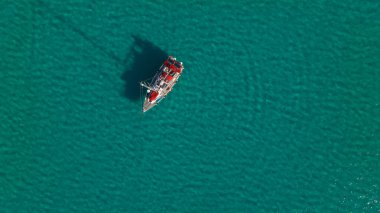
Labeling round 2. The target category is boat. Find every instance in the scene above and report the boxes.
[140,56,184,112]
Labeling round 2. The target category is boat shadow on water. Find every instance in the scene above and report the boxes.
[121,36,168,101]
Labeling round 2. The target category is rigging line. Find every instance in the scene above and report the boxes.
[140,76,154,84]
[140,82,143,112]
[140,82,146,116]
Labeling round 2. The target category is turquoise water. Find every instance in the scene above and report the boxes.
[1,0,379,211]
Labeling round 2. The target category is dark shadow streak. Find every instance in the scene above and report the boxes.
[36,0,123,65]
[55,16,124,65]
[36,0,168,101]
[121,35,168,101]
